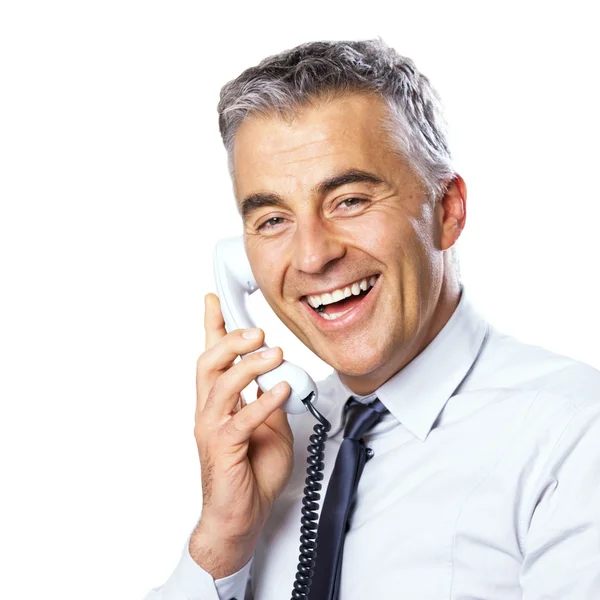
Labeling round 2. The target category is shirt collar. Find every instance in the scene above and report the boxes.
[317,284,490,442]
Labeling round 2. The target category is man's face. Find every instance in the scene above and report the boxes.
[233,93,458,392]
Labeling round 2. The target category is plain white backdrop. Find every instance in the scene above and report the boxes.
[1,1,598,598]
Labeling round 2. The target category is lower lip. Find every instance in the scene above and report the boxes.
[302,276,382,332]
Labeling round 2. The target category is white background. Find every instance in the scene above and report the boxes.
[0,1,598,598]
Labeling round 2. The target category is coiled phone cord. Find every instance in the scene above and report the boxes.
[290,393,332,600]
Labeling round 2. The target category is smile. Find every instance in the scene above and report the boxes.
[302,274,380,323]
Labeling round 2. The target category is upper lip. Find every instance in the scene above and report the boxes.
[300,274,379,299]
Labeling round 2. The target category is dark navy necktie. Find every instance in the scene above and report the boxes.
[308,398,388,600]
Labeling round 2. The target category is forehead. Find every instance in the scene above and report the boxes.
[232,94,396,198]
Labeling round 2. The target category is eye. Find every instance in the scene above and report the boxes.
[257,216,286,231]
[338,197,366,209]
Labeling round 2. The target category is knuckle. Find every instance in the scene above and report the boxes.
[204,384,219,408]
[222,417,241,438]
[203,377,234,411]
[194,412,209,438]
[194,424,206,446]
[194,420,219,455]
[196,348,223,379]
[196,352,208,372]
[193,423,202,440]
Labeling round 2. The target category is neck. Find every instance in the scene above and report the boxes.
[339,273,462,396]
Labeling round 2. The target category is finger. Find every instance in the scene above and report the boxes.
[204,346,283,418]
[196,328,267,415]
[263,395,293,437]
[197,325,265,390]
[204,293,227,351]
[202,326,266,373]
[224,381,291,444]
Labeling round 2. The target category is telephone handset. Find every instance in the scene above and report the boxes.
[212,236,318,414]
[212,235,331,599]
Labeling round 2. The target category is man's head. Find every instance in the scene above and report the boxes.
[217,40,467,394]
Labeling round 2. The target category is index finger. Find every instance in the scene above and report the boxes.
[204,293,227,350]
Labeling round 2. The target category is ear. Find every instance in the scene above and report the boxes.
[438,174,467,251]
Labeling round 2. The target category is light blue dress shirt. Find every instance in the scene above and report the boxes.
[146,286,600,599]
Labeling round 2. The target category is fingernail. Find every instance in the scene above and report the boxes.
[261,347,279,358]
[242,328,261,339]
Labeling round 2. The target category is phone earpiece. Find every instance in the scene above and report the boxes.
[213,237,259,332]
[213,236,318,414]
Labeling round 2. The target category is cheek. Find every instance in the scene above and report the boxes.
[251,253,285,299]
[389,203,438,262]
[348,210,420,261]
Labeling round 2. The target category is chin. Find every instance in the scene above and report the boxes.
[326,347,389,378]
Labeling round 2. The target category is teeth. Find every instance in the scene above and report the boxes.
[321,307,354,320]
[306,275,378,309]
[308,296,321,308]
[331,289,345,302]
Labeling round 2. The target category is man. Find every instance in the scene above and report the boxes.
[146,40,600,599]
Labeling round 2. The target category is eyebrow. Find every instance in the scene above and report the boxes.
[239,168,386,221]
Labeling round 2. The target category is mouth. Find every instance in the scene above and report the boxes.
[301,274,380,325]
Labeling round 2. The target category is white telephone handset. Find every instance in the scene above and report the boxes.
[212,236,318,414]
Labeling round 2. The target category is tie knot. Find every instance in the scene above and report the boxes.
[343,398,388,440]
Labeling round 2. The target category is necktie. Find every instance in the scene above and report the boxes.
[308,398,388,600]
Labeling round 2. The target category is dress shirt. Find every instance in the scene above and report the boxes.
[145,285,600,599]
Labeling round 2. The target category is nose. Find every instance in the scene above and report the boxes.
[290,217,346,274]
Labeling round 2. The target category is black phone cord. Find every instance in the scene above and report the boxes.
[290,393,331,600]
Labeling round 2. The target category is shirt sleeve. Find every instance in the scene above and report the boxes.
[521,402,600,598]
[143,534,253,600]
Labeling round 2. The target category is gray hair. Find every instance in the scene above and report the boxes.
[217,39,461,278]
[217,39,456,198]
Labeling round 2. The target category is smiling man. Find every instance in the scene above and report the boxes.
[236,92,463,395]
[146,40,600,600]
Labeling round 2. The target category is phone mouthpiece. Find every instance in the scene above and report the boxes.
[256,359,318,415]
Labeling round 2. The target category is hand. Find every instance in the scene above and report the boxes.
[190,293,294,578]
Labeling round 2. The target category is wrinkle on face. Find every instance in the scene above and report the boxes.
[230,93,454,388]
